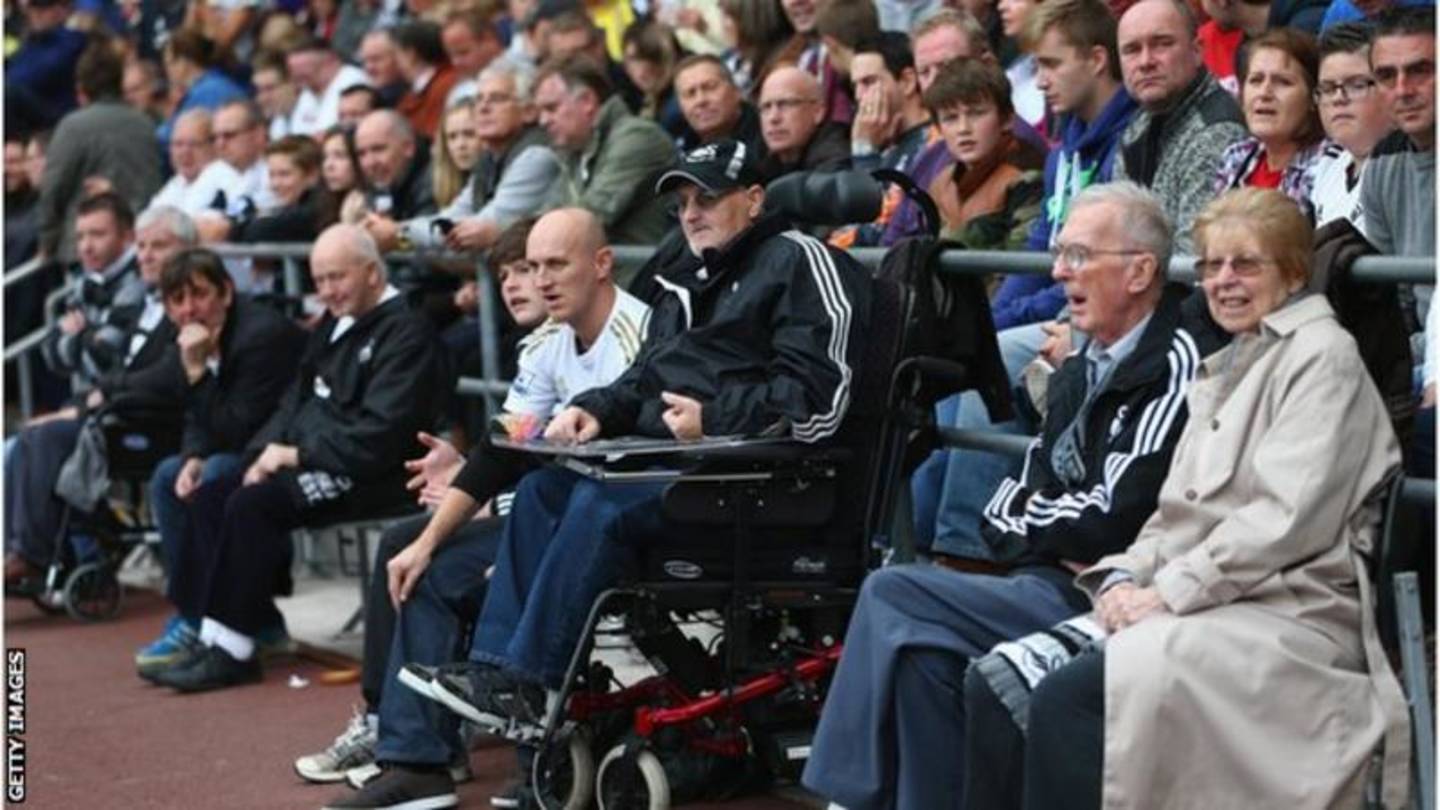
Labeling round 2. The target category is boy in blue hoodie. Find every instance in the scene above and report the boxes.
[916,0,1140,561]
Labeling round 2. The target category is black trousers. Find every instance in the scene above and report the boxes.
[961,648,1106,810]
[185,473,303,636]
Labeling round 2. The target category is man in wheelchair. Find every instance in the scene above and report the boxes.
[5,201,192,589]
[364,139,871,810]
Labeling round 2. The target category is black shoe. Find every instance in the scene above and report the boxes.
[150,645,262,693]
[321,764,457,810]
[137,642,206,685]
[429,665,545,740]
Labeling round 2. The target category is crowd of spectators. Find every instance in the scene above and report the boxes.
[2,0,1436,807]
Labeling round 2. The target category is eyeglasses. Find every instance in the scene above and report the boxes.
[1195,254,1274,279]
[758,97,816,115]
[1373,59,1435,88]
[474,92,517,107]
[1049,243,1147,270]
[1313,76,1376,102]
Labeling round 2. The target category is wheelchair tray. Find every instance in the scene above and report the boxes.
[491,436,818,484]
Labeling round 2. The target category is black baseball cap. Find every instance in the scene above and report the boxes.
[655,140,763,195]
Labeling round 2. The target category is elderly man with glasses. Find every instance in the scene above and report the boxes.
[802,181,1228,810]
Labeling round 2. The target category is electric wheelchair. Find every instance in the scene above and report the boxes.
[481,171,1013,809]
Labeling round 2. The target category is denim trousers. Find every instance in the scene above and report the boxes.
[149,452,246,584]
[470,466,665,688]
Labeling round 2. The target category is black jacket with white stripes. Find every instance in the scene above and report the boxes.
[572,213,870,442]
[983,284,1228,567]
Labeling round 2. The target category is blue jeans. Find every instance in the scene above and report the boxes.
[376,516,503,766]
[470,466,665,688]
[150,452,246,585]
[912,321,1046,560]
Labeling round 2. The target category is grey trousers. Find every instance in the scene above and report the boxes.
[801,563,1088,810]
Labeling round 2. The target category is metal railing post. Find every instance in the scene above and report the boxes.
[474,258,503,416]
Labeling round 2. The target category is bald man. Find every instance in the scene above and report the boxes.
[312,209,650,807]
[355,110,438,233]
[144,225,447,693]
[757,65,851,180]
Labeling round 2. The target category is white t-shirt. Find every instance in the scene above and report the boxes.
[291,64,371,137]
[150,159,244,216]
[1310,142,1368,232]
[234,159,277,212]
[503,289,651,417]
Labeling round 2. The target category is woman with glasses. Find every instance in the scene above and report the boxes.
[970,188,1410,810]
[1309,23,1395,228]
[1213,29,1329,215]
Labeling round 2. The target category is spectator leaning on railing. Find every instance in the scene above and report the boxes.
[392,64,563,254]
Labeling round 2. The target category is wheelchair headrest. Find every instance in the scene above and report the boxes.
[764,170,885,227]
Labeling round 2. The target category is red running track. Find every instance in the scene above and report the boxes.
[2,589,810,810]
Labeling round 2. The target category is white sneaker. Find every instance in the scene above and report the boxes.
[294,708,378,783]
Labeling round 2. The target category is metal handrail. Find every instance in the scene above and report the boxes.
[3,256,45,288]
[7,242,1436,424]
[202,242,1440,285]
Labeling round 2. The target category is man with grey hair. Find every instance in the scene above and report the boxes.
[373,64,561,253]
[144,224,447,693]
[803,181,1226,810]
[355,110,438,249]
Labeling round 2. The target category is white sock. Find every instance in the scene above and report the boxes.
[200,618,255,661]
[366,713,379,734]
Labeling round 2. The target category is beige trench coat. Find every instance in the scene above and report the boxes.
[1076,294,1410,810]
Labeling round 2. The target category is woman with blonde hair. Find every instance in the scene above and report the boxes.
[431,98,481,208]
[969,187,1410,810]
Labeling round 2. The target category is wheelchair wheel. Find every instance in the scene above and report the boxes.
[596,744,670,810]
[62,562,123,621]
[531,725,596,810]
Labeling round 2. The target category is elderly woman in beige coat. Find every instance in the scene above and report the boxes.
[1008,188,1411,810]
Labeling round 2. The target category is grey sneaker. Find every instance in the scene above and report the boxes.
[429,666,547,742]
[295,708,378,783]
[396,661,476,703]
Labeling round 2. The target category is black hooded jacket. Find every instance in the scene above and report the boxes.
[572,213,871,442]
